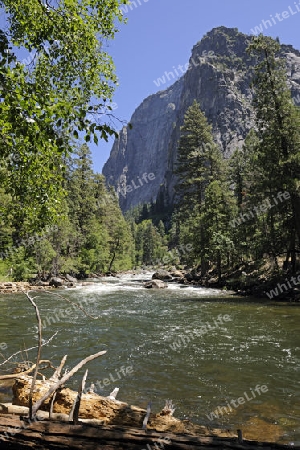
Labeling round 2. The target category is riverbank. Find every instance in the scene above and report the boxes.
[0,276,92,294]
[1,265,300,301]
[0,282,54,294]
[179,265,300,301]
[144,266,300,301]
[0,374,295,446]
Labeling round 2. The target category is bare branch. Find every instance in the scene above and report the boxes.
[32,350,106,417]
[49,391,57,419]
[69,369,88,424]
[0,332,58,367]
[49,355,67,382]
[0,360,54,380]
[142,401,152,430]
[24,292,43,419]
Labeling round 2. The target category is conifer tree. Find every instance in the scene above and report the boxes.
[174,100,232,275]
[247,35,300,270]
[175,100,222,211]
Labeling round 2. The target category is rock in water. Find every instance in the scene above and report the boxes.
[49,277,64,287]
[144,280,168,289]
[65,274,78,283]
[152,270,172,281]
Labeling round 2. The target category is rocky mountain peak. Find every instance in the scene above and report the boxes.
[102,26,300,213]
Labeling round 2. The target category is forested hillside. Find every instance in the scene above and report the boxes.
[0,2,299,292]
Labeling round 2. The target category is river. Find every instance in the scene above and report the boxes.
[0,272,299,444]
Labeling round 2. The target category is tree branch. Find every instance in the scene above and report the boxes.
[0,360,54,380]
[31,350,106,417]
[24,292,43,419]
[0,332,58,367]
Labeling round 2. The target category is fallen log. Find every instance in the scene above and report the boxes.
[0,414,298,450]
[12,376,238,437]
[12,375,191,432]
[31,350,106,418]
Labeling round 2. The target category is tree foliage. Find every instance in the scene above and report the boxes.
[0,0,128,234]
[173,100,234,278]
[246,35,300,270]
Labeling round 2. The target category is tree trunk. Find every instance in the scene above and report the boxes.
[217,250,222,283]
[0,415,294,450]
[108,237,120,272]
[291,193,300,248]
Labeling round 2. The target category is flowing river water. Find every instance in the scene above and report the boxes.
[0,272,300,444]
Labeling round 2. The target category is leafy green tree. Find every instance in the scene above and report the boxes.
[33,239,57,279]
[99,188,134,272]
[0,0,128,235]
[9,247,35,281]
[49,215,78,276]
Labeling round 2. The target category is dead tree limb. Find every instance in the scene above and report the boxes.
[0,360,54,380]
[0,332,58,367]
[238,429,243,444]
[31,350,107,417]
[24,292,43,419]
[49,355,67,382]
[49,391,57,419]
[142,401,152,430]
[69,369,88,424]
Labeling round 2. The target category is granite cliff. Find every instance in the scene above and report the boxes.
[102,26,300,212]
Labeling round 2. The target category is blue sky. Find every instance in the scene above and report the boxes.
[94,0,300,173]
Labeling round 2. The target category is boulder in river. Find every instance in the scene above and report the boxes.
[49,277,64,287]
[65,274,78,284]
[170,270,184,278]
[144,280,168,289]
[152,270,172,281]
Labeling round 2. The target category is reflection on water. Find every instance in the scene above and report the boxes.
[0,272,300,444]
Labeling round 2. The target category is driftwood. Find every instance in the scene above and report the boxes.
[24,292,43,419]
[142,401,152,430]
[69,369,88,424]
[0,414,298,450]
[31,350,106,417]
[49,355,67,383]
[49,391,57,419]
[0,332,58,368]
[10,377,236,443]
[0,360,54,380]
[0,290,105,422]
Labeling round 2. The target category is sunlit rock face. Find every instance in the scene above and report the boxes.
[102,26,300,212]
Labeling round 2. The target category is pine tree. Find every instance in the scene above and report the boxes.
[175,100,222,211]
[247,35,300,271]
[67,144,97,241]
[174,100,231,275]
[201,181,236,280]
